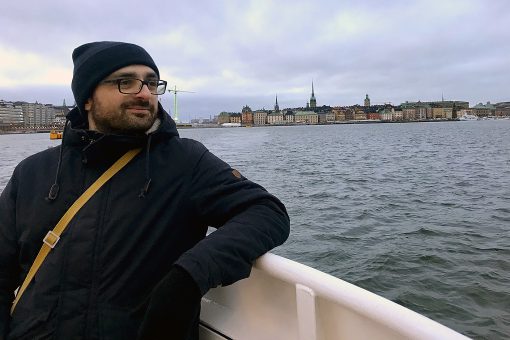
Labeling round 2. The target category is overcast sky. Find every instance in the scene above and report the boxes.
[1,0,509,120]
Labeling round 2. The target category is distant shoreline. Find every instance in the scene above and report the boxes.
[2,117,508,135]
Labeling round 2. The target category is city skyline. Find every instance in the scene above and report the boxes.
[0,92,503,111]
[1,0,509,119]
[3,92,508,130]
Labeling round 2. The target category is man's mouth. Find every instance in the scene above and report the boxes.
[124,103,152,114]
[127,106,150,111]
[123,101,151,109]
[122,101,154,118]
[127,108,152,119]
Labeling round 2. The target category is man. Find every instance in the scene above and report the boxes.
[0,41,290,339]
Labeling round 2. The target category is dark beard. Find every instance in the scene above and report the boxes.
[89,100,157,136]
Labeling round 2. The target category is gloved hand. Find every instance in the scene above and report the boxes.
[137,265,202,340]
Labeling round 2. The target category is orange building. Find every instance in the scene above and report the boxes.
[241,105,253,126]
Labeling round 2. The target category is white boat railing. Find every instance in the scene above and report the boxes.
[200,253,470,340]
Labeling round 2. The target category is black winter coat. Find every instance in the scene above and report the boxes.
[0,105,290,339]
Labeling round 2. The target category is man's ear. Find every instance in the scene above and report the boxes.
[84,98,92,112]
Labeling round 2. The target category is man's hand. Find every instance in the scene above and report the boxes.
[137,265,202,340]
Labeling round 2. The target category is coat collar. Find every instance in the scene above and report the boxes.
[64,102,179,164]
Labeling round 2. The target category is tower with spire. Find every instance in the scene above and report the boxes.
[309,81,317,109]
[274,94,280,112]
[364,94,370,107]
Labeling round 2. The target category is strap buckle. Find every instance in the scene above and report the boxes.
[43,231,60,249]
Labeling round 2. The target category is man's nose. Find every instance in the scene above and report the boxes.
[136,84,152,98]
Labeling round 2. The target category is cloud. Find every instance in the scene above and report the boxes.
[1,0,509,116]
[0,44,72,86]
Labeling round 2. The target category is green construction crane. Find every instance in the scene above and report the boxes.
[167,86,194,123]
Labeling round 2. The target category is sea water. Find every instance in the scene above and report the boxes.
[1,120,509,339]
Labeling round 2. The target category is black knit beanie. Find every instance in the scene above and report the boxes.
[71,41,160,115]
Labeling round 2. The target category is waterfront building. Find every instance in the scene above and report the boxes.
[433,100,469,109]
[430,101,458,119]
[401,100,465,120]
[315,112,326,124]
[325,111,335,123]
[367,111,381,120]
[409,104,430,120]
[217,112,231,125]
[379,106,394,121]
[364,94,370,107]
[393,109,404,121]
[283,110,294,124]
[354,109,366,120]
[241,105,253,126]
[19,102,56,127]
[294,110,318,124]
[230,113,241,124]
[309,82,317,109]
[401,101,432,120]
[266,95,284,124]
[458,109,475,117]
[415,106,428,120]
[317,112,327,124]
[253,110,268,126]
[332,107,346,121]
[428,101,454,119]
[53,99,72,126]
[495,102,510,117]
[0,100,24,126]
[344,109,355,121]
[445,107,453,119]
[472,102,496,117]
[402,107,416,121]
[267,111,284,125]
[432,107,446,119]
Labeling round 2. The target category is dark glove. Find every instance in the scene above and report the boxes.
[137,265,202,340]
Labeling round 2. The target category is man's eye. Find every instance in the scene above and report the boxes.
[119,79,135,86]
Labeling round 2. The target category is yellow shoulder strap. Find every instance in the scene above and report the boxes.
[11,148,142,315]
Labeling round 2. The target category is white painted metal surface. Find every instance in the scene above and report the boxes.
[200,253,470,340]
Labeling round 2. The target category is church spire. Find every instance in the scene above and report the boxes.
[309,80,317,108]
[274,94,280,112]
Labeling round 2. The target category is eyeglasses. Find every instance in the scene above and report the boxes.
[101,78,168,95]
